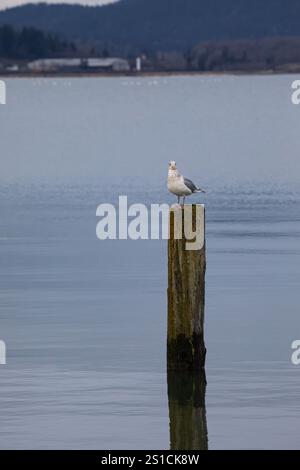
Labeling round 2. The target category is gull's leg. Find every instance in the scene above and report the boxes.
[177,195,180,204]
[183,196,186,205]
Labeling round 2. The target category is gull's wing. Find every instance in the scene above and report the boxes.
[184,177,199,192]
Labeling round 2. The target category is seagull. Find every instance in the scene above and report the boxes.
[167,161,205,204]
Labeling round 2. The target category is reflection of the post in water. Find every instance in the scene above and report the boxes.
[168,370,208,451]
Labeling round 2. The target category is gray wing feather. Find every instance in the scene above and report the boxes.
[184,177,199,192]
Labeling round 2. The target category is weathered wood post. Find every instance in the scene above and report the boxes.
[168,204,206,371]
[168,370,208,450]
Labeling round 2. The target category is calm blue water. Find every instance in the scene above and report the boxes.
[0,76,300,449]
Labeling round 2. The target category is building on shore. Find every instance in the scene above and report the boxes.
[27,58,81,72]
[87,58,130,72]
[5,64,19,72]
[27,57,130,73]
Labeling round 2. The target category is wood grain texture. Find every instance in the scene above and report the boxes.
[167,205,206,371]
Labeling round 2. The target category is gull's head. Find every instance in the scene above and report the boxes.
[169,161,177,171]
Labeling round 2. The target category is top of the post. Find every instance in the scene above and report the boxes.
[170,203,205,212]
[169,204,205,251]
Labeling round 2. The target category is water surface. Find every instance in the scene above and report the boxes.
[0,76,299,449]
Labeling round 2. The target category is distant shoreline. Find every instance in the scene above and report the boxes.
[0,69,299,78]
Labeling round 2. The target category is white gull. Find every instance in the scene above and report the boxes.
[167,161,205,204]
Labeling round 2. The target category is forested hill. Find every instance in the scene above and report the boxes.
[0,0,300,54]
[0,25,76,59]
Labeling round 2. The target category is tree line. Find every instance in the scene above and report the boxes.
[2,24,300,74]
[151,37,300,73]
[0,25,76,60]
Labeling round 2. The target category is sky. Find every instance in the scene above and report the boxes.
[0,0,118,10]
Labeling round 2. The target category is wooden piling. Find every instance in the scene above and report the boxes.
[167,204,206,371]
